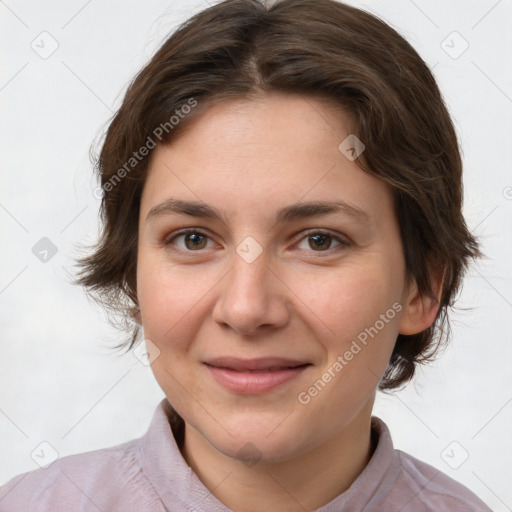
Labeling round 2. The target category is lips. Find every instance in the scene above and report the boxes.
[204,357,310,372]
[203,357,311,394]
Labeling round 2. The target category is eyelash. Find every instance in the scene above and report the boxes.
[163,228,351,256]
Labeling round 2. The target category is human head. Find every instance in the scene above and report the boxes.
[74,0,481,392]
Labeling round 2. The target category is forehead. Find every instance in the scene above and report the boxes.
[140,93,395,229]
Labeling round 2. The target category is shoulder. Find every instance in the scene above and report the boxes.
[392,449,492,512]
[0,438,164,512]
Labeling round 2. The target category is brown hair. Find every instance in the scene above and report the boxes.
[73,0,482,391]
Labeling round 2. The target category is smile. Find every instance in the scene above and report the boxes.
[203,357,311,394]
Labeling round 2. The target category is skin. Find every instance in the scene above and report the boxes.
[135,92,442,512]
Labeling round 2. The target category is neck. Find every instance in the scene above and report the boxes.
[180,400,375,512]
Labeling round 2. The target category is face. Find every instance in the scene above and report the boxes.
[136,92,415,463]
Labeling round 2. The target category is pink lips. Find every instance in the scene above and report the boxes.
[204,357,311,394]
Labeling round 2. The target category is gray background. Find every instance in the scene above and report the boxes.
[1,1,511,510]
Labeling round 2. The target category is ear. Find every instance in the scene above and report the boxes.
[130,305,143,325]
[398,267,445,336]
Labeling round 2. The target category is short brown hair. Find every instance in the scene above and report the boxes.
[74,0,482,390]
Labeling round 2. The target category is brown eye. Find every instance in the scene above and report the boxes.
[183,232,208,250]
[165,230,214,251]
[307,233,334,251]
[296,230,349,253]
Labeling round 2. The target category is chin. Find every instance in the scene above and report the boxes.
[196,412,313,465]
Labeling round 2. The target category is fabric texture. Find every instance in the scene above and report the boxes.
[0,398,492,511]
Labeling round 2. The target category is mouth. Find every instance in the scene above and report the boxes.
[203,357,312,394]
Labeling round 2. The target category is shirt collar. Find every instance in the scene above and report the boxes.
[141,398,397,512]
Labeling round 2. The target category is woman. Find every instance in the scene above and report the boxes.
[0,0,491,510]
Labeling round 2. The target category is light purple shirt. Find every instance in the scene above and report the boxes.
[0,398,492,511]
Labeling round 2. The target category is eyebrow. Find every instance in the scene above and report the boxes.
[145,198,372,227]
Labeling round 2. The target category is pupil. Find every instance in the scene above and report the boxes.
[310,234,330,251]
[186,233,205,249]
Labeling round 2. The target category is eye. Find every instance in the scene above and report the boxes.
[164,229,216,251]
[163,228,351,255]
[295,230,350,253]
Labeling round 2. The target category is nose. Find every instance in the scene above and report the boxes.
[211,245,291,336]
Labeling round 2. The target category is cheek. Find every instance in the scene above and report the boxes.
[293,266,402,432]
[292,258,404,412]
[136,253,211,348]
[136,256,210,407]
[292,258,404,342]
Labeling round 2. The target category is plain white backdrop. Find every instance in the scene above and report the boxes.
[1,0,511,510]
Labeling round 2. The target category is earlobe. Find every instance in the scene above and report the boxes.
[130,305,143,325]
[398,268,444,336]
